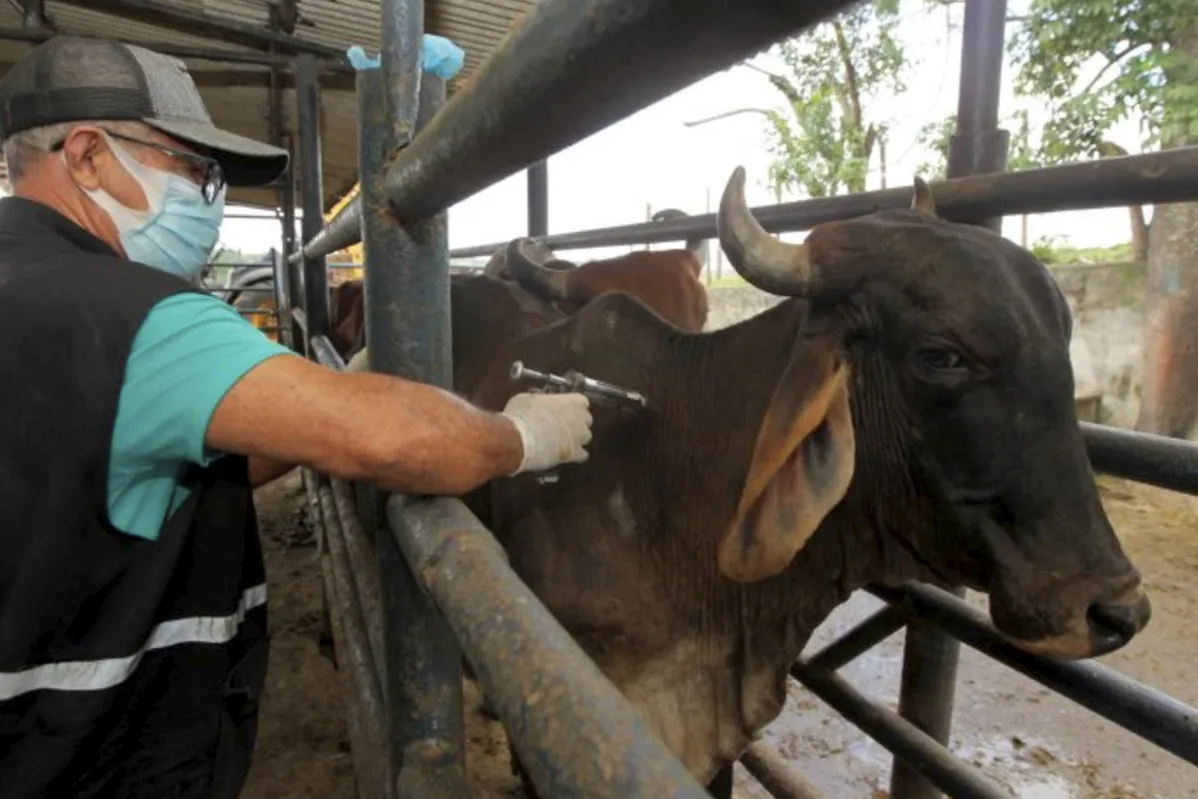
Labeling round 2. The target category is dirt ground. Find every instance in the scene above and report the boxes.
[239,471,1198,799]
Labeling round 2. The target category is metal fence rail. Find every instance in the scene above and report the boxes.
[280,0,1198,796]
[449,145,1198,257]
[293,0,863,265]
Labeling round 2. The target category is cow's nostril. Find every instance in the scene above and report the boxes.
[1087,595,1151,651]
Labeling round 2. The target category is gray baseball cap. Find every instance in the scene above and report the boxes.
[0,35,289,187]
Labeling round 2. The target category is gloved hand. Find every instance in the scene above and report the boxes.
[501,393,593,475]
[345,347,371,373]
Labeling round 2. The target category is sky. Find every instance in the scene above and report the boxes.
[167,1,1153,263]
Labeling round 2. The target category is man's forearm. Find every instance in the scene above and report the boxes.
[304,373,524,495]
[207,355,541,498]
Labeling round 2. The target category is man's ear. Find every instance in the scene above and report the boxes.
[59,127,105,190]
[718,337,856,582]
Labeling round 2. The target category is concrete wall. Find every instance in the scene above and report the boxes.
[703,260,1147,428]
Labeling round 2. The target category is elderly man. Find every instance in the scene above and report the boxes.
[0,36,592,799]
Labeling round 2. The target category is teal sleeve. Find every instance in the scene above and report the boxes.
[107,292,296,540]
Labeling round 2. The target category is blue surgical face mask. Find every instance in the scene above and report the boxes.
[76,132,226,282]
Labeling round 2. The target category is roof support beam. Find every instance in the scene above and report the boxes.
[0,25,352,73]
[51,0,346,60]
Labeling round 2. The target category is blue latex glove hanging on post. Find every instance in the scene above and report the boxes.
[345,35,465,80]
[422,34,464,80]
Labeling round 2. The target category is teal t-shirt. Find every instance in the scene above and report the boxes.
[107,292,294,540]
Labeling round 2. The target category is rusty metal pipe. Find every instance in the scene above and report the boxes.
[789,661,1009,799]
[358,25,468,794]
[298,0,860,261]
[449,146,1198,257]
[386,495,711,797]
[739,742,829,799]
[330,477,384,686]
[869,582,1198,767]
[315,476,388,799]
[802,603,910,674]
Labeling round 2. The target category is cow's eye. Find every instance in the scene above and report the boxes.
[916,347,964,372]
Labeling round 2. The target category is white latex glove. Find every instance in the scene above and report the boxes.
[345,348,371,372]
[501,392,593,475]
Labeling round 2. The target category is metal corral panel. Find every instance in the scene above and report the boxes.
[0,0,538,209]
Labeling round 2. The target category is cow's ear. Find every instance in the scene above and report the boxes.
[718,339,855,582]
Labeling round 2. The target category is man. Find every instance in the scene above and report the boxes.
[0,36,593,799]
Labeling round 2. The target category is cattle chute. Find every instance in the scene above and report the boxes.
[29,0,1194,795]
[285,0,1198,795]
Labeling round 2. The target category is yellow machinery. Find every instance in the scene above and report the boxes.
[326,183,364,283]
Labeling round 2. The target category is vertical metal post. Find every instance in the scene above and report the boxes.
[888,2,1009,798]
[269,59,298,350]
[282,134,303,350]
[297,53,329,349]
[945,0,1010,230]
[527,159,548,237]
[362,0,465,795]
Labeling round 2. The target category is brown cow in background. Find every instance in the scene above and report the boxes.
[334,208,711,366]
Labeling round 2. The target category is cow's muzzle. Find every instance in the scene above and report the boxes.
[993,571,1151,660]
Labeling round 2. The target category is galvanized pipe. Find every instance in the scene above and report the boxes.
[790,660,1010,799]
[358,26,467,794]
[739,743,829,799]
[449,146,1198,257]
[1083,421,1198,495]
[296,53,330,350]
[298,0,861,260]
[870,582,1198,767]
[290,306,308,336]
[527,160,549,237]
[386,496,712,797]
[332,477,384,685]
[310,334,347,371]
[944,0,1009,231]
[891,5,1008,796]
[802,603,910,674]
[315,477,388,799]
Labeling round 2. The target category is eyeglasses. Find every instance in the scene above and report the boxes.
[51,127,227,205]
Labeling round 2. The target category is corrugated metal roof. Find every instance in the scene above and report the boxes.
[0,0,538,209]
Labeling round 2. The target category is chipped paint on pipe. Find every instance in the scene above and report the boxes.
[331,476,385,688]
[868,582,1198,767]
[387,495,712,797]
[789,661,1010,799]
[740,742,830,799]
[300,0,861,261]
[358,41,467,797]
[311,472,388,799]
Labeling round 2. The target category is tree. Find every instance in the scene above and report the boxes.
[916,108,1045,246]
[685,0,908,199]
[1009,0,1198,438]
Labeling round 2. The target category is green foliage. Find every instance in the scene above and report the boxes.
[1032,238,1136,267]
[759,0,908,198]
[1008,0,1198,155]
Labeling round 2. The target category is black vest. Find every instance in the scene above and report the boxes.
[0,198,269,799]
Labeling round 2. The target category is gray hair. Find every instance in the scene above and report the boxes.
[2,119,147,184]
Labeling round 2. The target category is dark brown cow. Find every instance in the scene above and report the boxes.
[328,279,367,357]
[452,166,1149,791]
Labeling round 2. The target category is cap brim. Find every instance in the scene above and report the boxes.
[146,117,289,188]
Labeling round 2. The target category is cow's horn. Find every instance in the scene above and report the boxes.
[717,167,813,297]
[506,237,571,300]
[911,176,938,216]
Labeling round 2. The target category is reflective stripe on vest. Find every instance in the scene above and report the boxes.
[0,583,267,701]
